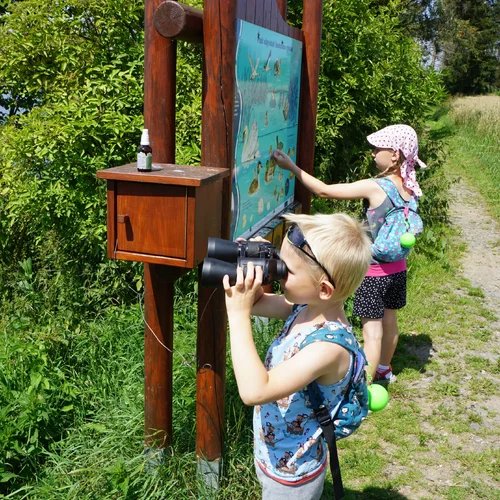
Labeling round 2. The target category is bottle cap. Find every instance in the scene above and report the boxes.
[140,129,150,145]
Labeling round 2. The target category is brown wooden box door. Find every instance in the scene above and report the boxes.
[116,182,187,259]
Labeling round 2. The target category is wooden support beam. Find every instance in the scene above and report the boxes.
[145,1,176,162]
[276,0,287,20]
[143,0,178,449]
[143,265,174,447]
[296,0,323,215]
[154,1,203,43]
[196,0,238,467]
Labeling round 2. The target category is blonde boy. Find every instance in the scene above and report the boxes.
[223,213,371,499]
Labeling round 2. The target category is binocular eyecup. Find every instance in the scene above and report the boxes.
[201,237,288,287]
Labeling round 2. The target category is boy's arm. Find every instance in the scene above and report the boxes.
[274,150,378,200]
[224,263,350,406]
[251,291,293,319]
[224,264,278,405]
[229,324,350,406]
[236,236,292,319]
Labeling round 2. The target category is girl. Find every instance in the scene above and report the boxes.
[273,124,427,383]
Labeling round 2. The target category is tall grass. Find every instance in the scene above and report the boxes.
[448,95,500,138]
[445,95,500,221]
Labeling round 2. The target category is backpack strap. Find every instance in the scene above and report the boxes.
[302,324,362,500]
[301,324,366,385]
[307,380,344,500]
[300,323,359,354]
[373,178,419,212]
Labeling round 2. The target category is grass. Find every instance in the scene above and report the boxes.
[432,95,500,223]
[2,98,500,499]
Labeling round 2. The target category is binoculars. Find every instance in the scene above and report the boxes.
[201,237,288,287]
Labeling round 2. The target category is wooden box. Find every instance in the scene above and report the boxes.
[96,163,229,268]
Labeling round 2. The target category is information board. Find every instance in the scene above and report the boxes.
[230,19,303,240]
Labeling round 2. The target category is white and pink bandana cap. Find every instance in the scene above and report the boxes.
[367,124,427,197]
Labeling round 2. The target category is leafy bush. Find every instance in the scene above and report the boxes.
[0,0,203,314]
[289,0,448,233]
[0,302,145,491]
[290,0,445,182]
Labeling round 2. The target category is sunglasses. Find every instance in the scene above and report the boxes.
[285,223,335,287]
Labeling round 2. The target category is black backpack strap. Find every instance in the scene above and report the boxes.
[301,324,364,499]
[307,381,344,500]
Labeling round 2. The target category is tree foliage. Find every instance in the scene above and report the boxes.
[0,0,443,316]
[0,0,202,314]
[289,0,444,186]
[440,0,500,94]
[402,0,500,94]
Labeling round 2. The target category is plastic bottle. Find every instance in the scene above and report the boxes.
[137,129,153,171]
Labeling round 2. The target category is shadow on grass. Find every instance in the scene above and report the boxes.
[348,488,408,499]
[323,484,409,499]
[394,332,434,376]
[427,104,449,122]
[429,122,454,141]
[426,106,455,141]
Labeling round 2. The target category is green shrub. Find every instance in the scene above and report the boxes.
[0,0,203,314]
[288,1,447,225]
[0,304,144,491]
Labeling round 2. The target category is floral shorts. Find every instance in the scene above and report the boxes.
[353,271,406,319]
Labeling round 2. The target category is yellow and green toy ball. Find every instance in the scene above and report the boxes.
[400,232,416,249]
[367,384,389,412]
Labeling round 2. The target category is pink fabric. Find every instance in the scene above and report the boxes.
[367,124,427,197]
[365,260,407,277]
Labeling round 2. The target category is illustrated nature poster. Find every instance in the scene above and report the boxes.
[230,19,303,240]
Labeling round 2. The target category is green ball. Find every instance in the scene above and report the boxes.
[368,384,389,412]
[400,232,416,249]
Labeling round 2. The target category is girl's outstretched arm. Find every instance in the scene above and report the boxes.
[274,149,378,201]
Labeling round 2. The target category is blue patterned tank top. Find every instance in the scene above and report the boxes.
[253,305,353,484]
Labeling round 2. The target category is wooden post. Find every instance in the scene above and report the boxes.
[196,0,237,485]
[276,0,287,18]
[143,0,177,449]
[296,0,323,214]
[143,265,173,448]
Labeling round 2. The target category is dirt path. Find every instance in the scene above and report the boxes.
[389,175,500,499]
[438,177,500,495]
[449,178,500,317]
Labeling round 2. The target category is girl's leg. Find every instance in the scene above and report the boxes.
[380,308,399,366]
[361,318,384,381]
[378,271,406,381]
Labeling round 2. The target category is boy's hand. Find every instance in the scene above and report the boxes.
[273,149,297,171]
[223,262,263,316]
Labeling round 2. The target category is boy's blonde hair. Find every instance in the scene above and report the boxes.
[282,213,371,302]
